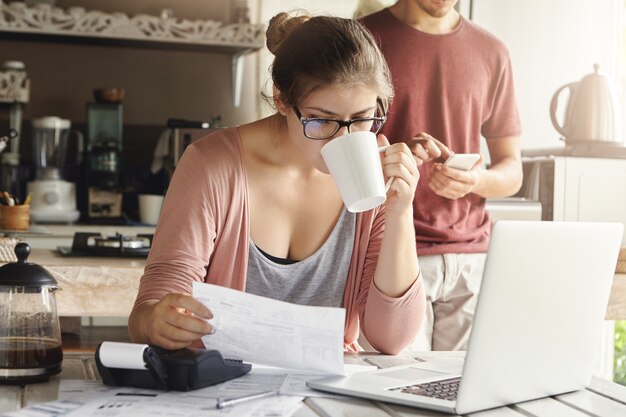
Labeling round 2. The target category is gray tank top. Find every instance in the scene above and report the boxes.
[246,208,355,307]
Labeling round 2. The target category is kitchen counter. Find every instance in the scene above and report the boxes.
[3,250,626,321]
[28,249,145,317]
[2,224,156,250]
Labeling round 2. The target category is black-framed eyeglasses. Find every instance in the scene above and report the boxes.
[293,100,387,140]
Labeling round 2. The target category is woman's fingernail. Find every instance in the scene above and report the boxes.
[208,327,216,335]
[205,311,213,319]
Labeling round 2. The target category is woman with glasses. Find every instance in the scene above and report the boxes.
[129,12,425,354]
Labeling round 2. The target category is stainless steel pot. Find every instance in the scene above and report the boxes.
[550,64,624,146]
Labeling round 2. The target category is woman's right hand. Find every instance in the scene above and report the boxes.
[144,293,215,350]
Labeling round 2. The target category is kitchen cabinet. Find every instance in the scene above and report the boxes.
[521,155,626,245]
[0,1,264,107]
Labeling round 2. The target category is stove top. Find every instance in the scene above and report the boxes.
[58,232,153,258]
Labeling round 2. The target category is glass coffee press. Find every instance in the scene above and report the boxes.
[0,243,63,384]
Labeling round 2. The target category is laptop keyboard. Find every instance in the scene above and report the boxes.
[389,377,461,401]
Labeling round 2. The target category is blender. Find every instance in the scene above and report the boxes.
[27,117,83,223]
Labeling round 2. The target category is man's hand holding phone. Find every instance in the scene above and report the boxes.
[432,153,483,200]
[443,153,481,171]
[406,132,483,199]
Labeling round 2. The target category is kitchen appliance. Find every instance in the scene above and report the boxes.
[165,118,218,170]
[57,232,153,257]
[0,242,63,384]
[26,117,82,223]
[149,118,220,194]
[85,103,124,222]
[550,64,624,146]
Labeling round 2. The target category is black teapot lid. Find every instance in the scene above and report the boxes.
[0,243,58,286]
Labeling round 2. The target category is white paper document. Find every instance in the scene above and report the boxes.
[0,400,83,417]
[56,380,302,417]
[192,282,345,374]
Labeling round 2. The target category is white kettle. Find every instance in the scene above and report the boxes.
[550,64,624,145]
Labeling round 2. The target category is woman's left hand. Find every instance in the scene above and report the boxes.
[378,134,419,216]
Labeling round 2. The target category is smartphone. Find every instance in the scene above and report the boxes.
[443,153,481,171]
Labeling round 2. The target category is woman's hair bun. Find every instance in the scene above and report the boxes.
[266,12,310,55]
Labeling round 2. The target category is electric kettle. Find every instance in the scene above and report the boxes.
[0,242,63,384]
[550,64,624,145]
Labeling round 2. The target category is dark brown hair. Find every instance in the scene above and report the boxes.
[265,12,393,112]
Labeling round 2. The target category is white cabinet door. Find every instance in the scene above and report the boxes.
[554,157,626,245]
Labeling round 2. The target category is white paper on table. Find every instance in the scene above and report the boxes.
[60,390,242,417]
[250,395,304,417]
[62,388,300,417]
[279,363,378,398]
[63,392,158,417]
[0,400,83,417]
[59,380,161,402]
[280,374,344,398]
[3,383,164,417]
[193,282,345,374]
[192,368,290,398]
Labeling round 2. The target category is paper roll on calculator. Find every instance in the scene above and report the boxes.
[98,341,149,370]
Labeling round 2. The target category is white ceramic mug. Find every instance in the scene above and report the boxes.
[138,194,164,225]
[321,131,390,213]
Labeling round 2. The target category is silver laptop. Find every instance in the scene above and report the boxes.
[307,220,623,414]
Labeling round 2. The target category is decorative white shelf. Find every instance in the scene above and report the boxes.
[0,1,265,106]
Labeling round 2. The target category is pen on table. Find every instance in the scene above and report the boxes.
[215,390,278,409]
[23,193,32,206]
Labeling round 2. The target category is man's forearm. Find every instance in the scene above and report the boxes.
[473,157,523,198]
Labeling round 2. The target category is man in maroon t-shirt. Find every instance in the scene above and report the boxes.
[361,0,522,351]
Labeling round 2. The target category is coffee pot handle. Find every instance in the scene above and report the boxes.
[48,284,62,293]
[550,82,576,138]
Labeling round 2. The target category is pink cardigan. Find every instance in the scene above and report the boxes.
[133,128,425,354]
